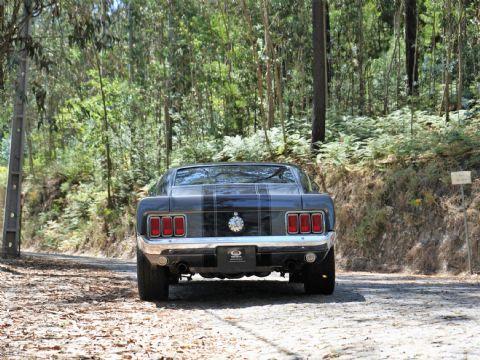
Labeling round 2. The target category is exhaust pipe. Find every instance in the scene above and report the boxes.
[176,262,189,274]
[305,252,317,263]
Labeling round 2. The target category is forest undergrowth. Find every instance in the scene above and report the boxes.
[15,106,480,274]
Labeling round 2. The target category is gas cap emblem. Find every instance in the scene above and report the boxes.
[228,212,244,233]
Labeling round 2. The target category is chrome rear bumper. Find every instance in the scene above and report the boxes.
[137,232,335,254]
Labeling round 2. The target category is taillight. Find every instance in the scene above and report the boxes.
[287,214,299,234]
[149,216,161,237]
[311,213,324,233]
[149,215,186,238]
[161,216,173,237]
[286,212,325,235]
[299,213,311,233]
[174,216,185,236]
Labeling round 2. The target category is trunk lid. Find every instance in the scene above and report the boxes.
[170,184,301,237]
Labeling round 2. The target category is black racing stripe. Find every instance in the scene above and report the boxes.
[265,184,272,235]
[202,185,215,237]
[255,184,261,236]
[213,184,218,237]
[258,184,272,235]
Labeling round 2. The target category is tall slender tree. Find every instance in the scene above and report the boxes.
[262,0,275,129]
[443,0,453,122]
[311,0,327,150]
[356,0,365,114]
[456,0,464,110]
[0,0,5,91]
[405,0,419,95]
[165,0,174,166]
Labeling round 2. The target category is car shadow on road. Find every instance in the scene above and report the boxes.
[159,279,365,309]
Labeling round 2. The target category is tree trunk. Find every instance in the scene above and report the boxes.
[240,0,268,142]
[262,0,275,129]
[311,0,327,150]
[128,0,138,171]
[383,1,401,114]
[443,0,452,122]
[96,0,112,210]
[94,52,113,209]
[396,31,401,108]
[456,0,464,110]
[326,1,332,87]
[165,0,174,167]
[274,48,287,150]
[0,0,4,91]
[356,0,365,114]
[405,0,419,95]
[431,7,437,105]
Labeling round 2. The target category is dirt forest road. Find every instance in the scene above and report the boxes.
[1,253,479,359]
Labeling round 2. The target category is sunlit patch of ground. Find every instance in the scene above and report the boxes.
[1,255,479,359]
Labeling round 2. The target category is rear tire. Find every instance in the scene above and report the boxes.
[303,247,335,295]
[137,248,169,301]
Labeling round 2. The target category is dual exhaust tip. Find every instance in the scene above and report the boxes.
[285,252,317,271]
[304,252,317,263]
[157,256,189,274]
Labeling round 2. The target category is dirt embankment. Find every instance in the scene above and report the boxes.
[17,152,480,275]
[322,161,479,274]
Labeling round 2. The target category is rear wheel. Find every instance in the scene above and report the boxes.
[303,247,335,295]
[137,248,169,301]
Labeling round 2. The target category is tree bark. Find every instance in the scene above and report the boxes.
[127,0,138,171]
[96,0,112,209]
[94,52,113,209]
[326,1,332,87]
[443,0,452,122]
[311,0,327,150]
[356,0,365,114]
[274,47,287,149]
[456,0,464,110]
[430,7,437,105]
[262,0,275,129]
[405,0,419,95]
[0,0,5,91]
[240,0,267,140]
[165,0,174,167]
[383,0,401,114]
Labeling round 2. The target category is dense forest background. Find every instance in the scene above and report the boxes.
[1,0,479,272]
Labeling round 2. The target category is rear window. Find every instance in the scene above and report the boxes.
[174,165,296,186]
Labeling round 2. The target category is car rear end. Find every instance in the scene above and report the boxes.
[136,164,336,301]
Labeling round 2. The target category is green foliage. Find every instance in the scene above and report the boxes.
[318,109,480,168]
[0,0,479,257]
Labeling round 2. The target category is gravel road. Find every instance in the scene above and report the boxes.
[1,253,479,359]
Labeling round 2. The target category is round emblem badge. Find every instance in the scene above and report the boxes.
[228,212,244,233]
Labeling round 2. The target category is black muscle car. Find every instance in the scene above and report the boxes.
[136,163,336,300]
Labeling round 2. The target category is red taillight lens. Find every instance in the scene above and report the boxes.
[299,213,311,233]
[174,216,185,236]
[311,213,324,233]
[287,214,299,234]
[161,216,173,236]
[149,217,161,237]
